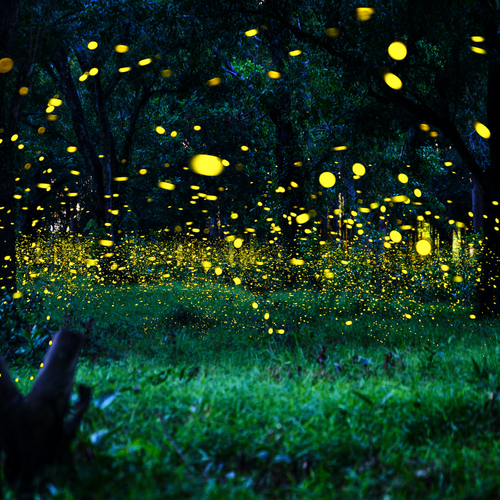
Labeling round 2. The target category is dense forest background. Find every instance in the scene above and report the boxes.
[1,0,499,314]
[3,2,500,498]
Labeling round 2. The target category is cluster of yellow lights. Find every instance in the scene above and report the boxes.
[3,18,488,349]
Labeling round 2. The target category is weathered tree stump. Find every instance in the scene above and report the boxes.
[0,328,91,497]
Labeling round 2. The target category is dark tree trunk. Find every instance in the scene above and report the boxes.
[0,328,91,497]
[50,49,109,224]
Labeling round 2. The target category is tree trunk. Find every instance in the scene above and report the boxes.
[0,328,91,497]
[50,49,109,224]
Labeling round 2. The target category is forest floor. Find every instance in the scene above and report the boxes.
[5,278,500,499]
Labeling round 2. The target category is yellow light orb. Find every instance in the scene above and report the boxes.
[414,188,422,197]
[398,173,408,184]
[158,181,175,190]
[475,122,490,139]
[390,230,402,243]
[0,58,14,73]
[296,213,310,224]
[388,41,407,60]
[416,239,431,256]
[356,8,374,21]
[156,126,165,134]
[325,28,340,37]
[352,163,366,176]
[384,72,402,90]
[268,71,281,79]
[245,29,258,37]
[189,154,224,176]
[319,172,336,188]
[289,50,302,56]
[207,77,221,87]
[115,45,129,53]
[88,41,98,50]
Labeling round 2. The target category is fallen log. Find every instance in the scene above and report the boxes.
[0,327,91,497]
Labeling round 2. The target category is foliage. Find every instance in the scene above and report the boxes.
[0,290,52,365]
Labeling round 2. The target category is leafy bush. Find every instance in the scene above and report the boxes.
[0,290,52,365]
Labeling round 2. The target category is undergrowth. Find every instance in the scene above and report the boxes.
[0,237,498,499]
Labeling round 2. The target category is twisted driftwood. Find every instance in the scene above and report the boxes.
[0,328,91,497]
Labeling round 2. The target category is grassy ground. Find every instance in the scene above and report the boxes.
[3,276,500,499]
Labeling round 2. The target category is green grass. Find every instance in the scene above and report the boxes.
[3,274,500,499]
